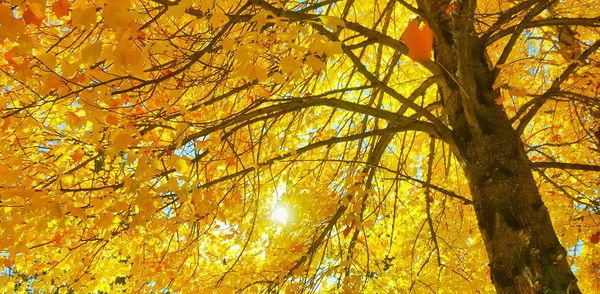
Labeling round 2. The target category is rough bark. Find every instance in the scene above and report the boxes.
[458,105,581,293]
[416,0,582,292]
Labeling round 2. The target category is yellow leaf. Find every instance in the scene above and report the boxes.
[174,158,188,172]
[319,16,346,30]
[210,10,229,27]
[48,202,63,218]
[323,41,343,57]
[71,4,97,28]
[251,64,269,81]
[95,213,114,228]
[221,38,235,51]
[81,42,103,65]
[103,0,134,29]
[305,55,325,72]
[60,59,78,78]
[271,72,287,84]
[60,174,74,185]
[111,39,146,75]
[165,0,193,18]
[280,55,301,75]
[508,87,528,97]
[0,6,25,40]
[36,52,57,69]
[105,114,120,126]
[112,131,134,153]
[23,3,45,27]
[134,187,156,213]
[40,73,63,95]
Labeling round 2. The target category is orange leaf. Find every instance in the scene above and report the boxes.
[3,258,14,268]
[113,132,134,152]
[206,164,216,181]
[52,0,70,18]
[4,51,15,65]
[401,20,433,62]
[105,114,120,126]
[1,118,10,131]
[225,157,236,166]
[136,29,147,40]
[342,221,355,237]
[53,233,63,244]
[291,243,305,253]
[591,232,599,244]
[23,7,44,27]
[70,149,85,162]
[445,2,457,14]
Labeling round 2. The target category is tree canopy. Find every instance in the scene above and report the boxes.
[0,0,599,292]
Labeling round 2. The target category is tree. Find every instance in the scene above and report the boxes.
[0,0,598,292]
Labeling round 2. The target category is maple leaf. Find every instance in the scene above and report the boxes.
[70,149,85,162]
[23,7,44,27]
[401,19,433,62]
[105,114,120,126]
[319,15,345,31]
[0,7,26,40]
[52,0,70,18]
[71,4,96,28]
[280,55,301,75]
[60,174,74,185]
[81,42,102,65]
[112,131,134,152]
[209,11,229,27]
[305,55,326,72]
[591,232,600,244]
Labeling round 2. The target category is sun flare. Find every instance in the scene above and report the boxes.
[271,206,289,224]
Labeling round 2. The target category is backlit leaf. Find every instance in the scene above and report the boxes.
[306,55,325,72]
[52,0,70,18]
[70,149,85,162]
[401,19,433,62]
[23,7,44,27]
[280,55,301,75]
[71,4,96,28]
[319,15,345,30]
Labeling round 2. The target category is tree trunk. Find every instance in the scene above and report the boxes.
[444,44,582,294]
[443,53,582,292]
[457,106,581,293]
[416,0,582,291]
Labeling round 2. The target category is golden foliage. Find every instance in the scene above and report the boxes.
[0,0,598,292]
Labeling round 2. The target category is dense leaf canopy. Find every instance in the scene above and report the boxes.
[0,0,599,292]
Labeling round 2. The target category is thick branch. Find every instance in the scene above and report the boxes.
[492,0,556,78]
[177,97,448,152]
[488,16,600,44]
[531,161,600,172]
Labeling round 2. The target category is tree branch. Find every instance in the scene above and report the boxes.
[531,161,600,172]
[487,16,600,44]
[515,39,600,134]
